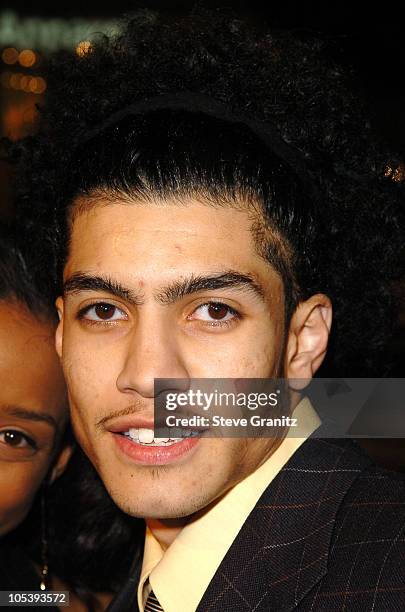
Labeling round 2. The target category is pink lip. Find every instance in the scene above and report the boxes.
[113,433,201,465]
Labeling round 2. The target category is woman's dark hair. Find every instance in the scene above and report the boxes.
[9,6,405,377]
[48,447,143,595]
[0,223,54,318]
[46,446,143,596]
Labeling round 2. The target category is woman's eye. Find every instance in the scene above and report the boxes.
[190,302,238,324]
[81,303,127,322]
[0,430,34,449]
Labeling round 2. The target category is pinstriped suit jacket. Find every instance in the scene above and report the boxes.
[107,438,405,612]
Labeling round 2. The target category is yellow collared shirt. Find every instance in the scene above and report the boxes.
[138,397,320,612]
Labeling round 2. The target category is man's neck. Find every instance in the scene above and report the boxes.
[146,517,188,550]
[146,495,225,549]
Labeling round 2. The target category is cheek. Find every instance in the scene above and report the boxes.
[0,462,47,536]
[192,334,279,378]
[236,319,282,377]
[63,336,120,411]
[62,338,123,463]
[234,319,281,377]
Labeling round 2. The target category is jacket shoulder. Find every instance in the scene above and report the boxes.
[305,461,405,610]
[333,461,405,548]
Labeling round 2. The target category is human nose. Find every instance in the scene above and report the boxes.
[116,315,189,399]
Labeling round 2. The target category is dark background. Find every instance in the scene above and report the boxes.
[2,1,405,197]
[1,1,405,148]
[1,1,404,468]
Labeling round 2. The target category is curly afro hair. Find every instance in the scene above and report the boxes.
[10,6,405,376]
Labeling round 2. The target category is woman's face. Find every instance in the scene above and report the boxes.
[0,300,68,536]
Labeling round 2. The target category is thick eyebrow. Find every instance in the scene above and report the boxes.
[2,405,58,429]
[63,270,265,307]
[64,273,144,306]
[155,271,266,304]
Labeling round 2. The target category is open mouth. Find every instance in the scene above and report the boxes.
[121,427,201,446]
[111,426,205,465]
[106,415,208,464]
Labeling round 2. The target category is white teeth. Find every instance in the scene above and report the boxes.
[124,427,201,445]
[138,428,155,444]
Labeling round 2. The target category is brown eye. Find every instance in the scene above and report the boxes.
[95,303,117,320]
[0,430,33,449]
[80,302,127,323]
[189,302,238,325]
[207,303,230,320]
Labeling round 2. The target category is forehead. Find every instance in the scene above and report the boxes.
[0,301,66,423]
[66,197,281,290]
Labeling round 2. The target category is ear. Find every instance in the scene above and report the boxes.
[49,444,73,485]
[55,296,64,359]
[285,293,332,389]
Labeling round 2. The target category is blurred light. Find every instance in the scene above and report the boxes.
[0,11,118,53]
[3,105,24,139]
[3,100,39,140]
[2,71,47,94]
[34,76,46,94]
[27,76,46,94]
[9,72,22,89]
[28,77,38,93]
[2,46,18,64]
[20,75,29,91]
[75,40,92,57]
[18,49,36,67]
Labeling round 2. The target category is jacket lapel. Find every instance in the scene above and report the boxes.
[196,438,372,612]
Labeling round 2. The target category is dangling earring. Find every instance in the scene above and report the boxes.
[39,487,50,591]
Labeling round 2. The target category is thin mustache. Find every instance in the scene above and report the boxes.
[95,402,150,431]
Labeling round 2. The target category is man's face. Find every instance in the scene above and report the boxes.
[57,198,287,519]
